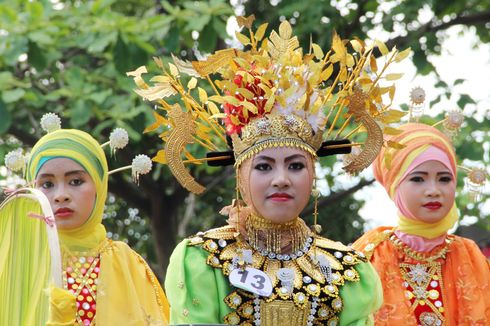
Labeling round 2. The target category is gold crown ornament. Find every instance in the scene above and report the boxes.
[128,16,411,194]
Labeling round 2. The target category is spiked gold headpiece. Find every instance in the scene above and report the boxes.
[128,16,410,194]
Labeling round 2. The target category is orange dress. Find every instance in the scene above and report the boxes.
[353,226,490,325]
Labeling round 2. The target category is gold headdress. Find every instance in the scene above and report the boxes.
[128,16,411,194]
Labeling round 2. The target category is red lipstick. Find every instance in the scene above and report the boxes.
[268,193,293,202]
[55,207,74,218]
[423,201,442,210]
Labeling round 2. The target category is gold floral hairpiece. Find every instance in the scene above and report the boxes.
[4,113,152,183]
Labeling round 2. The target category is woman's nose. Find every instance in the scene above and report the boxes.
[272,167,291,188]
[54,186,71,203]
[425,181,441,197]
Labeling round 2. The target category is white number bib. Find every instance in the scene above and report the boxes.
[229,267,273,297]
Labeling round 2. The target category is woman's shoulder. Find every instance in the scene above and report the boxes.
[168,225,239,264]
[184,225,238,247]
[102,239,151,264]
[449,234,488,258]
[313,234,368,263]
[103,239,138,255]
[351,226,395,259]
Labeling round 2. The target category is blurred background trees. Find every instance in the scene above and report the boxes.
[1,0,489,279]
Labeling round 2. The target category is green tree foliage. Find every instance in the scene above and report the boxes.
[1,0,489,278]
[0,0,234,277]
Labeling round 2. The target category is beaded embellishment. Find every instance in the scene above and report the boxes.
[63,255,100,326]
[188,226,366,326]
[387,231,452,326]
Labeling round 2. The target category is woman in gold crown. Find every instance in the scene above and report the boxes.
[352,122,490,325]
[129,17,411,325]
[164,130,383,325]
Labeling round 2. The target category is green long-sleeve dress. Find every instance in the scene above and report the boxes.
[165,226,382,325]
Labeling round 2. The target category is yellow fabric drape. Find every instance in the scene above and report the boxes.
[0,197,51,325]
[47,240,169,326]
[397,203,458,239]
[48,286,77,325]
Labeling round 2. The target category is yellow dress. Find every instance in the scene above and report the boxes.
[48,239,169,326]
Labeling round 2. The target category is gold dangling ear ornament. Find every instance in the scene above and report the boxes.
[233,170,242,238]
[408,86,426,122]
[460,166,488,202]
[311,187,322,235]
[310,183,333,283]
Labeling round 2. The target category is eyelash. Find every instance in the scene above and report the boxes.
[40,181,53,189]
[253,162,305,171]
[39,178,85,189]
[254,163,271,171]
[70,179,84,186]
[408,176,453,183]
[289,162,305,170]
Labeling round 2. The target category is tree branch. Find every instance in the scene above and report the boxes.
[343,0,369,39]
[303,178,375,216]
[387,10,490,49]
[178,193,196,237]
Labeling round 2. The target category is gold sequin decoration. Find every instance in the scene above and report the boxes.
[296,255,325,284]
[225,292,243,309]
[165,104,206,194]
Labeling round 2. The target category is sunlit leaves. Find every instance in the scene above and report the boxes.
[380,109,407,123]
[375,40,389,56]
[385,73,404,81]
[255,23,268,41]
[395,47,411,62]
[187,77,197,90]
[153,149,168,164]
[312,43,324,59]
[235,32,251,46]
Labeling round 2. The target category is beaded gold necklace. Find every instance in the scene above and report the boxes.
[245,213,311,255]
[389,234,454,263]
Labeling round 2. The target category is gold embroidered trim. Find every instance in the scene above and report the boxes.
[191,226,366,325]
[399,262,446,324]
[234,136,318,168]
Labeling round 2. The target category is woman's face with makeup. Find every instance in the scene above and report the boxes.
[397,160,455,223]
[36,158,96,230]
[247,147,314,223]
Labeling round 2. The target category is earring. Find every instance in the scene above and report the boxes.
[234,167,241,232]
[311,177,322,235]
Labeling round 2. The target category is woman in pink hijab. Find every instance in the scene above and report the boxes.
[353,123,490,325]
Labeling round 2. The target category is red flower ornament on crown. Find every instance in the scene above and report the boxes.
[223,70,268,135]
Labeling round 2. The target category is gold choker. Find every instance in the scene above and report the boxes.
[390,234,454,263]
[245,213,311,255]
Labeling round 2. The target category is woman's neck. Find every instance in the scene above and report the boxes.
[245,213,312,255]
[394,229,447,252]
